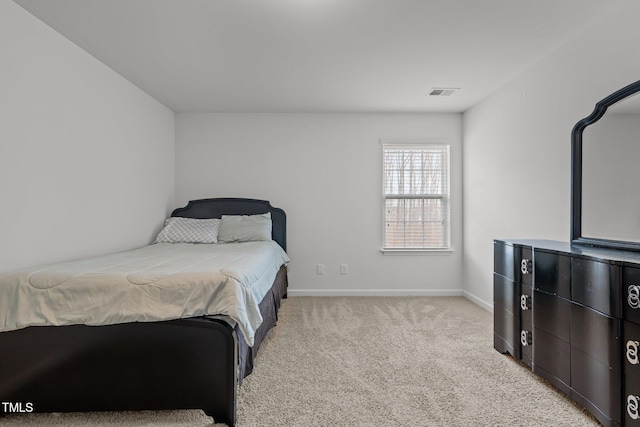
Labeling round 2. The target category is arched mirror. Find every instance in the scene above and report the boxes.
[572,79,640,251]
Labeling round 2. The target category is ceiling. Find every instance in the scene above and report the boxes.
[14,0,622,113]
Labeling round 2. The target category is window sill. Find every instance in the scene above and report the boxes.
[381,248,454,256]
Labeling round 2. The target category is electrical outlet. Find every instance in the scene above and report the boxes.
[340,264,348,275]
[317,264,325,275]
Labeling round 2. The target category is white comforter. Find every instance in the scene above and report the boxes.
[0,241,289,346]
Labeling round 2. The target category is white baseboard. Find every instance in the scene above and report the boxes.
[287,289,494,313]
[462,290,493,313]
[287,289,463,297]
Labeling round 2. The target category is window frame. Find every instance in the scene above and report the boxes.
[380,140,452,254]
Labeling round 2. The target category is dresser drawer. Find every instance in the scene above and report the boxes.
[494,274,518,315]
[533,327,570,396]
[534,250,570,299]
[533,290,570,342]
[569,288,622,426]
[570,303,620,366]
[494,241,518,282]
[494,241,532,285]
[571,346,621,426]
[493,274,520,358]
[572,257,621,317]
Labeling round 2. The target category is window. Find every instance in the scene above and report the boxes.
[382,142,450,251]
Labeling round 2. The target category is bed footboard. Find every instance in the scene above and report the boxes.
[0,318,238,425]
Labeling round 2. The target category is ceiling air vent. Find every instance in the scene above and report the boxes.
[428,87,459,96]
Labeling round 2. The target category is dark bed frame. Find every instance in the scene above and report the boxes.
[0,198,288,426]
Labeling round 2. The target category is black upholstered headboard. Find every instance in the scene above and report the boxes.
[171,198,287,252]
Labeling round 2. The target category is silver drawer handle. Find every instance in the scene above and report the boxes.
[627,340,640,365]
[520,330,531,347]
[520,295,531,311]
[628,340,640,365]
[629,395,640,420]
[520,259,532,275]
[629,285,640,309]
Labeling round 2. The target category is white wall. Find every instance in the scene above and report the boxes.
[176,113,462,296]
[462,1,640,307]
[0,1,175,273]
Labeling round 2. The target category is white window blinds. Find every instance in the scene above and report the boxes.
[382,143,450,250]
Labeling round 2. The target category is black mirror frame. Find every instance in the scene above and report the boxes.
[571,79,640,251]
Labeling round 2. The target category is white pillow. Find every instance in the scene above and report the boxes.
[154,217,221,244]
[218,212,272,243]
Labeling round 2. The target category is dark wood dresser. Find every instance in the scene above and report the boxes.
[494,239,640,427]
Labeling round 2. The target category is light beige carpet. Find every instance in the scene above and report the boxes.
[0,297,597,426]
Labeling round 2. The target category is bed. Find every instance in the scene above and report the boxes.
[0,198,288,426]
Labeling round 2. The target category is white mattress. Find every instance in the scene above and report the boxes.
[0,241,289,346]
